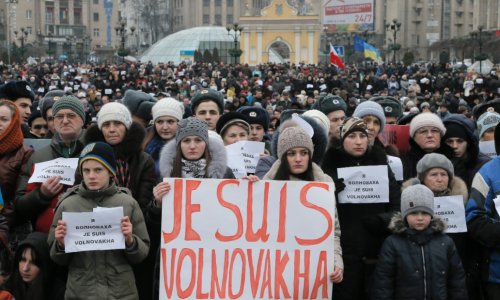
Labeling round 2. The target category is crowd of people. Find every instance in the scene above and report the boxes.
[0,59,500,299]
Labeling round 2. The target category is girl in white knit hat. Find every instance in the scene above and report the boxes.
[142,97,185,180]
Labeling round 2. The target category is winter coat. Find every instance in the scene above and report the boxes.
[372,213,467,300]
[263,160,343,270]
[401,138,448,180]
[48,181,150,300]
[85,123,156,211]
[442,114,490,189]
[321,143,401,260]
[0,144,32,246]
[255,116,328,179]
[15,131,86,234]
[466,156,500,284]
[149,134,234,300]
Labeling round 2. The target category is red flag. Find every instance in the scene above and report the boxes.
[330,43,345,69]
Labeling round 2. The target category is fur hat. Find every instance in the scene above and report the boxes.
[416,153,454,182]
[409,113,446,137]
[371,96,403,118]
[339,117,368,141]
[0,80,35,102]
[176,117,209,145]
[311,95,347,115]
[277,121,314,159]
[237,106,270,132]
[79,142,117,177]
[401,183,435,219]
[52,95,85,122]
[353,100,386,132]
[302,109,330,136]
[97,102,133,130]
[477,111,500,138]
[122,90,156,124]
[152,97,184,122]
[215,112,250,137]
[190,89,224,114]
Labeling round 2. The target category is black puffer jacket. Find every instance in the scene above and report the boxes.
[401,137,449,180]
[442,114,490,189]
[321,143,401,259]
[372,213,467,300]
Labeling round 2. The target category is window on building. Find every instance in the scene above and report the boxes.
[26,27,32,34]
[26,10,32,19]
[46,7,54,24]
[203,0,210,7]
[215,14,222,25]
[227,14,233,24]
[93,12,99,22]
[215,0,222,6]
[74,0,82,8]
[93,28,99,37]
[93,0,99,4]
[203,14,210,25]
[227,0,234,6]
[60,8,69,24]
[74,8,82,24]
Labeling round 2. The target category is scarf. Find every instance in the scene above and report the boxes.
[181,158,207,178]
[145,134,167,161]
[0,101,23,154]
[116,158,131,188]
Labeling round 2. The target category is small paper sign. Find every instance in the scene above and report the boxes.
[434,196,467,233]
[387,155,403,181]
[337,165,389,204]
[226,141,265,178]
[28,158,79,185]
[63,207,125,253]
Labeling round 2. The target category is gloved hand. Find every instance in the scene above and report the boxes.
[333,178,346,193]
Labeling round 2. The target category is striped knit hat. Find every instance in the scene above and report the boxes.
[79,142,117,177]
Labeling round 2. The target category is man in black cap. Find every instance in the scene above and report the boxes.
[311,95,347,138]
[0,80,35,137]
[371,96,403,125]
[190,89,224,131]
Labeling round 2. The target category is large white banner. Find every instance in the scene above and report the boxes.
[160,179,336,300]
[323,0,374,31]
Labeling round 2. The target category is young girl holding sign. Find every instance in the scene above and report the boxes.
[321,117,400,300]
[403,153,481,299]
[260,120,344,283]
[150,117,234,299]
[48,142,150,299]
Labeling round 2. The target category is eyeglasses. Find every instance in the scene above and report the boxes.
[33,124,48,130]
[415,127,441,136]
[54,113,78,121]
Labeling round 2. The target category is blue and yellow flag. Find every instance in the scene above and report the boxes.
[363,42,382,63]
[354,35,365,52]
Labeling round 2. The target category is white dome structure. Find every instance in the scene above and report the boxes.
[140,26,241,64]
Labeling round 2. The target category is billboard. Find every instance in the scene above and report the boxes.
[323,0,374,32]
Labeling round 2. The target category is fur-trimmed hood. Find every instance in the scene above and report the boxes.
[159,135,229,179]
[388,212,446,234]
[263,160,332,182]
[270,115,328,164]
[402,176,468,204]
[84,122,146,159]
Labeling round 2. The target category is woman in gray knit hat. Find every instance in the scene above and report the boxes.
[148,117,234,298]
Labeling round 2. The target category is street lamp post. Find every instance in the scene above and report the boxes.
[322,25,330,65]
[14,27,29,62]
[66,36,76,63]
[471,25,485,74]
[226,23,243,65]
[47,32,54,59]
[385,19,402,64]
[115,21,135,63]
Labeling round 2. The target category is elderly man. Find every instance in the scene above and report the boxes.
[15,95,87,234]
[401,112,447,179]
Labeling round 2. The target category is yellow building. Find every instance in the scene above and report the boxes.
[240,0,321,65]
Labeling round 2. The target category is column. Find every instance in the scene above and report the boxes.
[294,30,300,63]
[257,29,262,63]
[308,30,314,64]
